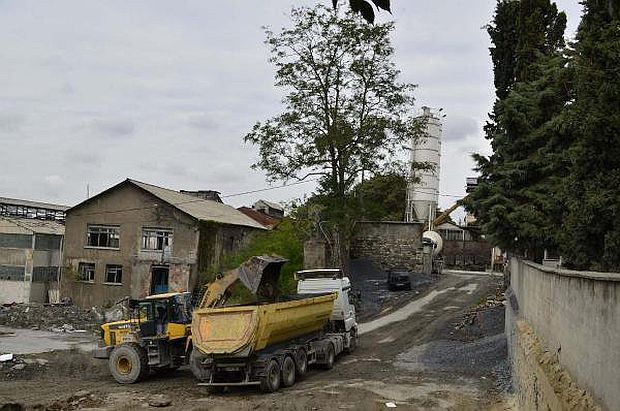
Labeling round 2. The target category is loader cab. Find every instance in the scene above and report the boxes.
[129,292,192,338]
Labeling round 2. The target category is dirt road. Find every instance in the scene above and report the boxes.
[0,271,512,410]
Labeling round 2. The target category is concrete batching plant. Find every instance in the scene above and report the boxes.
[405,106,442,227]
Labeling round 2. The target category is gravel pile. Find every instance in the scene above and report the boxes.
[0,303,102,332]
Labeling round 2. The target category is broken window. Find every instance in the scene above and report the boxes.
[105,265,122,284]
[87,225,120,249]
[78,262,95,282]
[141,228,173,251]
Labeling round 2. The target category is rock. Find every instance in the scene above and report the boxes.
[12,363,26,370]
[62,324,75,332]
[74,390,91,398]
[36,359,49,366]
[22,359,36,365]
[0,353,14,362]
[148,394,172,407]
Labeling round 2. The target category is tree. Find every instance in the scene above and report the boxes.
[352,173,407,221]
[466,0,568,260]
[245,5,421,268]
[331,0,392,24]
[560,0,620,270]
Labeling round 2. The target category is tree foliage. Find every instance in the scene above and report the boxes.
[245,5,421,267]
[560,0,620,270]
[331,0,392,24]
[466,0,568,261]
[352,173,407,221]
[469,0,620,271]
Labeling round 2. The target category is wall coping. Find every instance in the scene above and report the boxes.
[355,220,424,226]
[522,259,620,282]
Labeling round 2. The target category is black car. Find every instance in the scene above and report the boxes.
[387,269,412,291]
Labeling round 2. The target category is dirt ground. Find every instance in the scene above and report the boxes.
[0,270,513,410]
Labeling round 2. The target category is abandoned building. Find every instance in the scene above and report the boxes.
[252,199,284,219]
[61,179,266,308]
[436,221,492,270]
[0,216,64,304]
[0,196,68,222]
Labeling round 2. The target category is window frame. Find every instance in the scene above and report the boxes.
[141,227,173,252]
[86,225,120,249]
[104,264,123,285]
[77,262,96,283]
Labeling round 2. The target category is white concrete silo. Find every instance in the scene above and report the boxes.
[405,106,442,225]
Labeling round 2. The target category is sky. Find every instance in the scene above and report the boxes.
[0,0,583,221]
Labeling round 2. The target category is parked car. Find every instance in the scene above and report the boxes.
[387,269,412,291]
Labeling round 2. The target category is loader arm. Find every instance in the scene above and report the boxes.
[198,255,289,309]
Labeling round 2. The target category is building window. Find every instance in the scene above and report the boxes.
[105,265,123,284]
[87,225,120,249]
[78,262,95,282]
[141,228,173,251]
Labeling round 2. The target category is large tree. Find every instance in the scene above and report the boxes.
[245,5,421,267]
[466,0,568,260]
[560,0,620,270]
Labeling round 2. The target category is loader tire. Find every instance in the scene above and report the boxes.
[109,343,147,384]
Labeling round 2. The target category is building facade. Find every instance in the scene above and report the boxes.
[436,222,492,270]
[61,179,265,308]
[0,217,64,304]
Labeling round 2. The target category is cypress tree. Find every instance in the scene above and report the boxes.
[468,0,568,260]
[561,0,620,270]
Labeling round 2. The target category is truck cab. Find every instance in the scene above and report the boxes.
[295,269,357,334]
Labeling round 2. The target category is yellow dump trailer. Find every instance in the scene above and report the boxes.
[190,265,358,393]
[192,293,336,357]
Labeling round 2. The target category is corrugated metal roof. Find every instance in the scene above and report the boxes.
[130,180,266,230]
[0,197,69,211]
[0,217,65,235]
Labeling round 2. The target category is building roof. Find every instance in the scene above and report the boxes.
[68,179,266,230]
[237,207,280,229]
[254,199,284,212]
[0,216,65,235]
[0,196,69,211]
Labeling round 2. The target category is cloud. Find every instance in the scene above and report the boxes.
[0,112,26,132]
[442,116,479,141]
[90,118,135,138]
[187,113,220,130]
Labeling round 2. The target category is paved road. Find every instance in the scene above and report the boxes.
[0,326,95,355]
[0,270,512,410]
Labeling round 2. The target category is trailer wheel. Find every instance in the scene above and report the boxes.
[281,355,296,387]
[260,359,281,392]
[109,343,147,384]
[322,343,335,370]
[295,348,308,378]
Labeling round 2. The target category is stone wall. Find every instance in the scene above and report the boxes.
[350,221,424,270]
[507,258,619,410]
[303,239,331,269]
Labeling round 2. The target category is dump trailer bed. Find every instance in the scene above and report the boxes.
[191,293,337,357]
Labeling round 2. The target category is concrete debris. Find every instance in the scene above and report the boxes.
[148,394,172,407]
[0,303,101,332]
[385,402,397,408]
[11,364,25,370]
[0,353,14,362]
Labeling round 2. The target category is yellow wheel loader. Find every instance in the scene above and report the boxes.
[94,292,193,383]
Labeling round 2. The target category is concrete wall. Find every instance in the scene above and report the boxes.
[350,222,424,270]
[507,258,619,410]
[303,239,331,269]
[62,183,200,308]
[0,280,30,304]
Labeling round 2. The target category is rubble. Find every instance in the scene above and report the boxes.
[148,394,172,407]
[0,302,101,333]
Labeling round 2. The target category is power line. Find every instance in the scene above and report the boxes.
[221,179,318,198]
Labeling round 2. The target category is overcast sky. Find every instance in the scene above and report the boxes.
[0,0,582,221]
